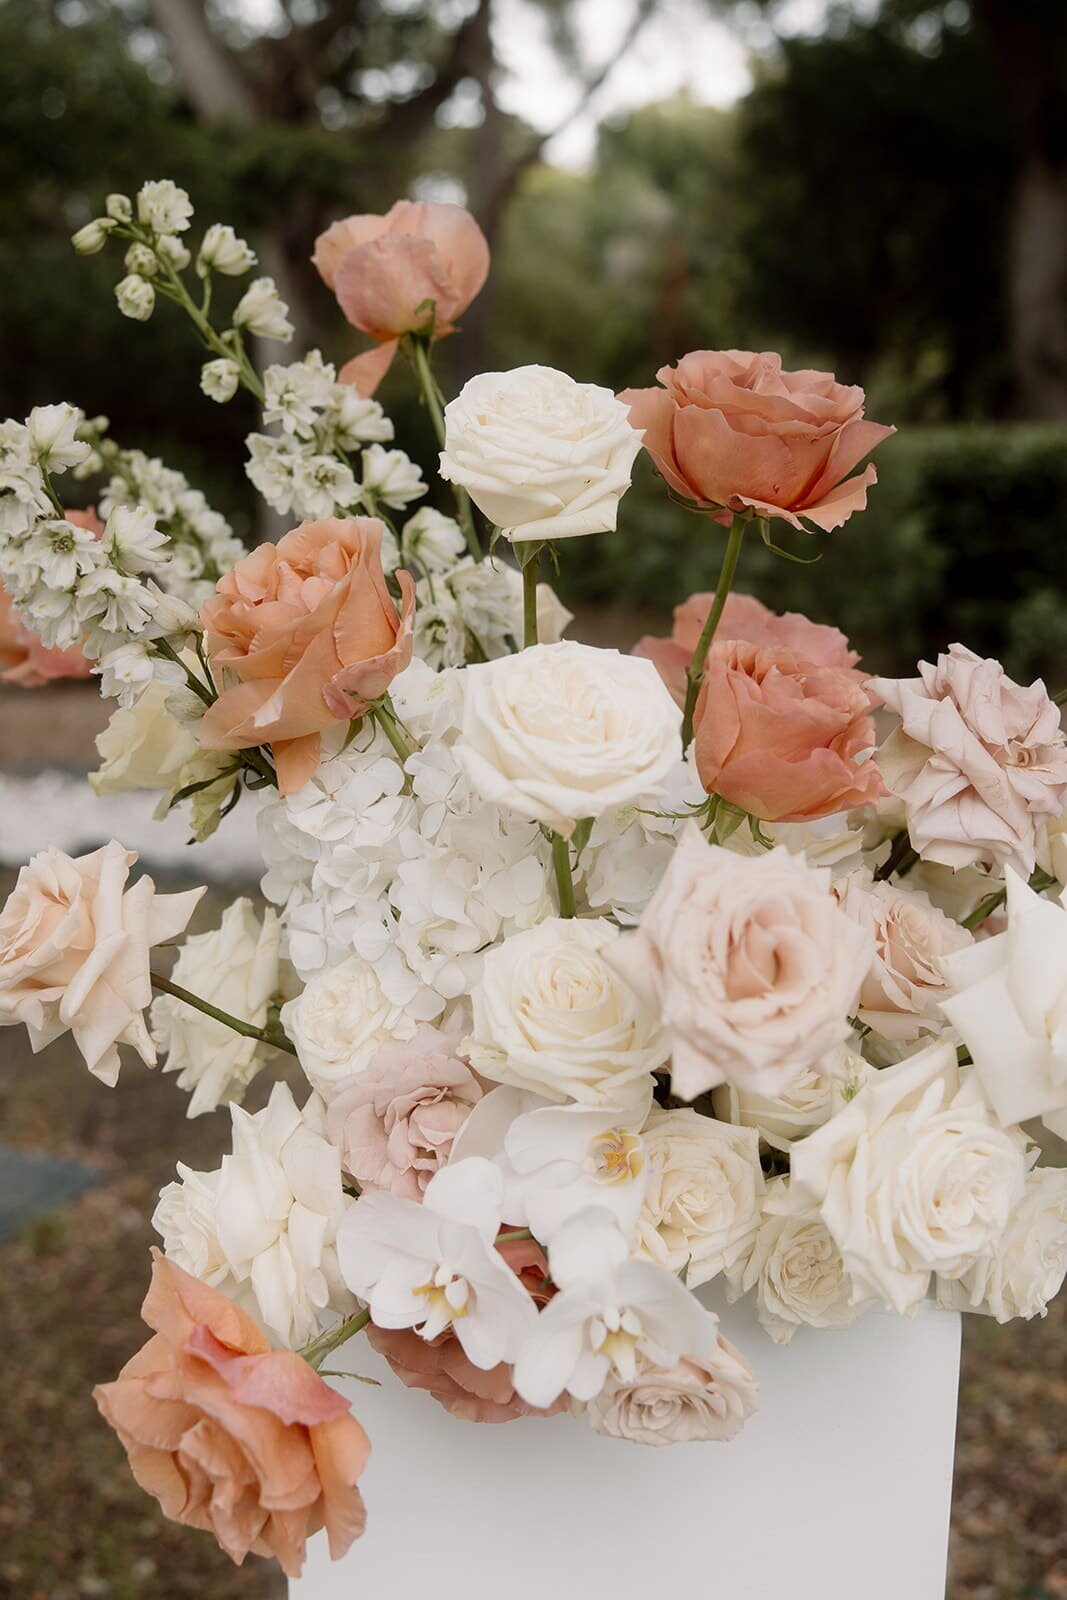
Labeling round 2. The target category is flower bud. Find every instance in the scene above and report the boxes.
[197,223,257,278]
[115,275,156,322]
[71,218,115,255]
[155,234,191,272]
[200,359,241,404]
[124,243,158,278]
[233,277,294,342]
[105,193,133,222]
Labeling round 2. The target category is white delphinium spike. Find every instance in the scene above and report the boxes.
[136,179,194,236]
[360,443,426,510]
[197,223,256,277]
[27,404,90,472]
[201,358,241,404]
[115,275,155,322]
[234,277,294,342]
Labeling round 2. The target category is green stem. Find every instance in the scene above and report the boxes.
[373,695,416,764]
[681,513,746,747]
[522,548,539,648]
[151,239,265,403]
[409,335,481,559]
[874,830,919,882]
[551,831,577,918]
[301,1307,372,1372]
[150,971,297,1055]
[960,868,1057,930]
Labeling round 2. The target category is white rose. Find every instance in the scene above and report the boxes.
[150,899,283,1117]
[940,870,1067,1140]
[935,1166,1067,1322]
[281,953,417,1102]
[634,1109,765,1287]
[439,364,642,542]
[457,641,681,837]
[790,1040,1031,1314]
[90,677,199,795]
[465,916,667,1110]
[833,869,973,1044]
[712,1047,872,1152]
[732,1176,870,1343]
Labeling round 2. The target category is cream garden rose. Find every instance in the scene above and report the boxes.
[464,916,667,1110]
[935,1166,1067,1323]
[150,899,284,1117]
[0,842,202,1084]
[90,677,199,795]
[610,826,871,1102]
[456,641,682,838]
[586,1340,759,1446]
[712,1048,872,1152]
[281,952,417,1102]
[789,1041,1031,1315]
[634,1109,765,1287]
[439,364,642,542]
[731,1177,869,1343]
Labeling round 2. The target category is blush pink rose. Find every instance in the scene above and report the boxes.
[620,350,894,531]
[692,641,885,822]
[635,590,860,706]
[587,1339,758,1446]
[199,517,415,796]
[871,644,1067,879]
[94,1252,370,1578]
[326,1027,483,1199]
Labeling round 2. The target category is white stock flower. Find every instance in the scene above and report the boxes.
[90,676,199,795]
[94,640,156,705]
[197,223,256,277]
[734,1177,870,1343]
[401,507,466,573]
[360,444,426,510]
[234,277,294,342]
[154,1082,355,1347]
[634,1109,765,1287]
[201,359,240,404]
[115,275,156,322]
[465,917,667,1110]
[292,453,358,520]
[511,1208,719,1409]
[137,179,194,235]
[245,433,299,512]
[27,404,89,471]
[941,870,1067,1140]
[282,953,417,1102]
[457,641,681,837]
[712,1048,872,1152]
[262,352,336,433]
[102,505,168,572]
[935,1166,1067,1322]
[151,899,284,1117]
[337,1158,537,1367]
[790,1040,1032,1315]
[329,387,393,449]
[439,364,642,542]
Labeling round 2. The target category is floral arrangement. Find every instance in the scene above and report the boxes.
[2,178,1067,1579]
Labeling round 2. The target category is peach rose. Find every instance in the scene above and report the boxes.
[326,1026,483,1199]
[94,1252,370,1578]
[198,517,415,795]
[620,350,894,531]
[586,1340,758,1446]
[636,590,860,706]
[0,841,203,1084]
[692,641,885,822]
[871,644,1067,879]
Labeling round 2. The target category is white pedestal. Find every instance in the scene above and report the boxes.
[291,1290,961,1600]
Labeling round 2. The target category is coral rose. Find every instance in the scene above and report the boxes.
[94,1252,370,1577]
[636,589,859,706]
[620,350,894,531]
[199,517,415,795]
[692,641,884,822]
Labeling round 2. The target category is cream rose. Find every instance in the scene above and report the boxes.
[456,642,681,838]
[634,1109,765,1287]
[790,1041,1031,1315]
[0,842,202,1084]
[833,869,973,1044]
[151,899,284,1117]
[610,826,871,1102]
[935,1166,1067,1322]
[439,365,642,542]
[586,1339,758,1446]
[712,1048,872,1152]
[464,916,667,1110]
[90,677,199,795]
[731,1176,869,1343]
[940,870,1067,1140]
[282,953,417,1102]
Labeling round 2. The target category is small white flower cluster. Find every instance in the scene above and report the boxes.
[243,350,421,523]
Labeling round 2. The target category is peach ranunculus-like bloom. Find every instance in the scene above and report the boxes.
[198,517,415,796]
[94,1252,370,1578]
[0,842,203,1084]
[609,825,872,1102]
[871,644,1067,880]
[692,641,885,823]
[620,350,894,531]
[635,590,859,706]
[586,1340,759,1447]
[326,1026,484,1199]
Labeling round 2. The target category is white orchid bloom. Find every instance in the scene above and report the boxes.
[336,1157,537,1369]
[512,1208,720,1410]
[451,1083,651,1245]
